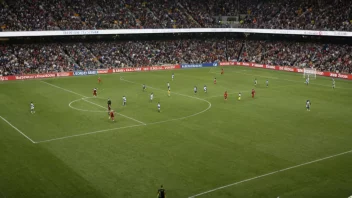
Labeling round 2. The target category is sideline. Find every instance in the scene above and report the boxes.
[0,116,36,143]
[188,149,352,197]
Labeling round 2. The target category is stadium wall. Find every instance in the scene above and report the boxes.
[0,65,181,81]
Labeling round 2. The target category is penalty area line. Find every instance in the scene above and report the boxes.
[188,149,352,198]
[0,116,36,144]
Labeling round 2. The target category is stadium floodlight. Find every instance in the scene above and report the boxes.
[303,68,317,79]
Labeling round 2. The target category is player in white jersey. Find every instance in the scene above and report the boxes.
[150,92,154,102]
[254,78,257,86]
[332,78,335,89]
[30,102,35,114]
[203,85,207,93]
[266,79,269,87]
[194,86,197,94]
[167,82,170,90]
[238,92,241,101]
[157,102,161,112]
[122,96,126,106]
[143,84,146,91]
[172,73,174,81]
[306,100,311,111]
[306,75,310,85]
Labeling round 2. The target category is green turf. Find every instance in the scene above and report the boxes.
[0,66,351,198]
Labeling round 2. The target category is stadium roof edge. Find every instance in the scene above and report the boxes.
[0,28,351,37]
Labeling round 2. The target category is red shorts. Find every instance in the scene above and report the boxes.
[93,92,97,96]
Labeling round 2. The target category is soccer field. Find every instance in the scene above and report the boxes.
[1,66,352,198]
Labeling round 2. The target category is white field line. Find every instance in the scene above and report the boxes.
[41,81,85,97]
[210,70,352,90]
[41,81,146,125]
[38,93,211,143]
[35,124,144,144]
[188,149,352,198]
[35,79,211,143]
[204,84,296,99]
[209,70,279,80]
[120,77,212,115]
[81,98,146,125]
[69,98,107,113]
[0,116,36,143]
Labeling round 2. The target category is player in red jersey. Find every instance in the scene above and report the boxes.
[221,68,224,75]
[93,88,97,97]
[252,89,256,98]
[224,91,228,100]
[214,77,217,84]
[109,110,115,121]
[98,77,101,84]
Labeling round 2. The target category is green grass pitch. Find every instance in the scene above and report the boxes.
[1,66,352,198]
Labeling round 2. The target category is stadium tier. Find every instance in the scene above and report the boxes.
[0,0,351,31]
[1,39,351,76]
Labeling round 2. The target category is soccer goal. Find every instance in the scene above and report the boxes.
[303,68,317,79]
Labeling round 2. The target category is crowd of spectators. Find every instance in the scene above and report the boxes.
[120,39,225,66]
[240,40,352,74]
[0,44,19,75]
[240,0,352,31]
[85,42,133,68]
[63,43,100,70]
[179,0,217,28]
[6,0,59,31]
[0,0,351,31]
[125,0,163,28]
[1,39,351,75]
[0,1,21,31]
[0,43,74,75]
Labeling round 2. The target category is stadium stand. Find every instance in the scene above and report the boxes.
[240,40,352,74]
[239,0,352,31]
[0,0,351,76]
[1,38,351,75]
[0,0,350,30]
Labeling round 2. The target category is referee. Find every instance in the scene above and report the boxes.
[157,185,166,198]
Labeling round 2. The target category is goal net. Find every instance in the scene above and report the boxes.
[303,68,317,79]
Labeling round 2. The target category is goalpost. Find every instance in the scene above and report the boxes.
[303,68,317,79]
